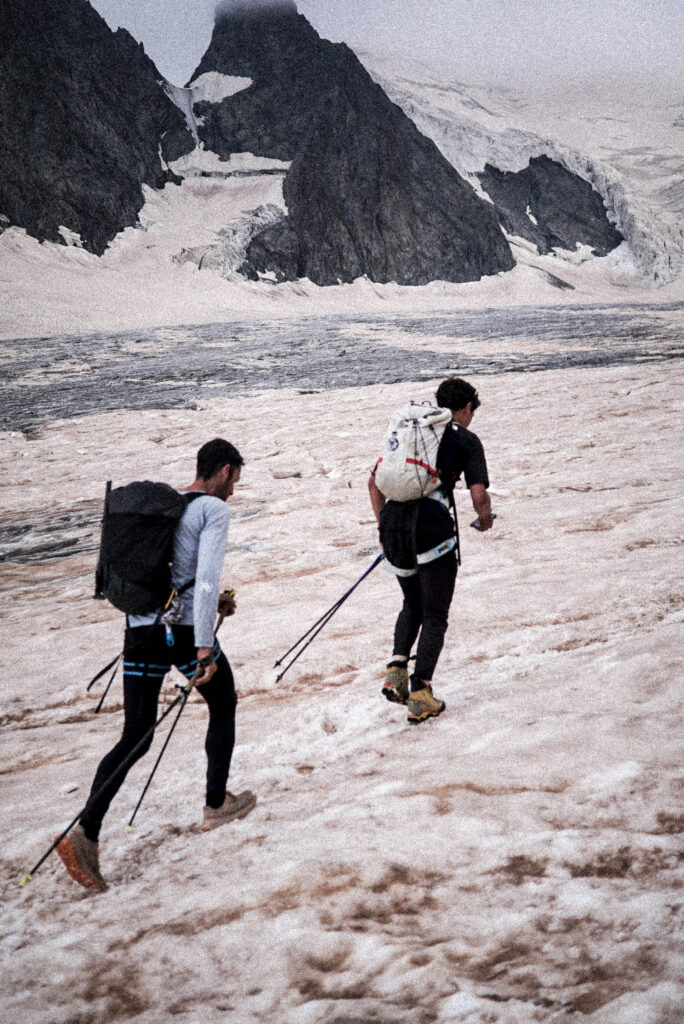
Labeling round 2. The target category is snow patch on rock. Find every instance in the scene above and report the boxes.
[189,71,253,105]
[57,226,84,248]
[169,148,291,178]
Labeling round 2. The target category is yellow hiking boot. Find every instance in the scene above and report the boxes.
[407,684,446,724]
[382,663,409,705]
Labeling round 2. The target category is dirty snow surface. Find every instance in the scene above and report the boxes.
[1,307,683,1022]
[1,50,683,1024]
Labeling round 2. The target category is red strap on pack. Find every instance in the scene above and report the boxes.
[406,458,439,478]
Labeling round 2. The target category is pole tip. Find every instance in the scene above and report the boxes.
[20,873,32,887]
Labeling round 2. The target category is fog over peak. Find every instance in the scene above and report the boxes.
[215,0,298,18]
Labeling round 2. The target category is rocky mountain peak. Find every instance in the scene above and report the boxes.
[192,0,319,83]
[184,0,514,285]
[0,0,190,254]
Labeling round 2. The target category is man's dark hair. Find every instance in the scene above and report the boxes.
[196,438,244,480]
[435,377,481,413]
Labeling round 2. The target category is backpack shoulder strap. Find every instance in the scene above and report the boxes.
[168,491,209,599]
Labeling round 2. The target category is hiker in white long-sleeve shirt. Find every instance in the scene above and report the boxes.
[56,439,256,892]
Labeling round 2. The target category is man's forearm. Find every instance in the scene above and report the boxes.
[470,483,493,529]
[368,474,386,522]
[473,491,491,519]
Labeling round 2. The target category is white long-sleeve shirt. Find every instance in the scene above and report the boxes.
[129,493,230,647]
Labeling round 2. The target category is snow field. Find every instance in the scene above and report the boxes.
[0,356,682,1022]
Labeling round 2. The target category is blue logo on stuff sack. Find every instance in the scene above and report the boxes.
[387,434,399,451]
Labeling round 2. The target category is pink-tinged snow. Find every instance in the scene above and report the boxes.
[1,199,682,342]
[1,357,682,1023]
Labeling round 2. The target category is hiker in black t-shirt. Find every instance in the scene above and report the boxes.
[369,378,493,723]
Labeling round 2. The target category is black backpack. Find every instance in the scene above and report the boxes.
[94,481,201,615]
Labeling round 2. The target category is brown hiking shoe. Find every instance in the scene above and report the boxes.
[382,663,409,705]
[201,790,257,832]
[55,825,108,892]
[407,684,446,724]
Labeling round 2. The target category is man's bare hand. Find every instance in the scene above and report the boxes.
[195,647,217,686]
[470,483,493,532]
[218,589,237,617]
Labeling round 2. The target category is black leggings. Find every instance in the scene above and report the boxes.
[393,551,458,682]
[80,626,237,840]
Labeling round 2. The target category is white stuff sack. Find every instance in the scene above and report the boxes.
[374,402,452,502]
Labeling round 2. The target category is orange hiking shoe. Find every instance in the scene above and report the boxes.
[55,825,107,892]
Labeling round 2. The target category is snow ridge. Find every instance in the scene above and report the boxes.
[362,54,683,286]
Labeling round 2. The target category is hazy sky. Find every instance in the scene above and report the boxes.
[90,0,683,93]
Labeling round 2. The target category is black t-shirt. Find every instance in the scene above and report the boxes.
[437,423,489,490]
[416,423,489,552]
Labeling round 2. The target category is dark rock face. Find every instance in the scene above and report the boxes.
[191,1,514,285]
[0,0,193,254]
[478,156,623,256]
[240,219,300,282]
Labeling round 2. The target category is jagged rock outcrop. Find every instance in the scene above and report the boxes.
[478,156,623,256]
[188,0,514,285]
[0,0,193,254]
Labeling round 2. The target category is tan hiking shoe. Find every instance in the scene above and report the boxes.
[201,790,257,832]
[55,825,108,892]
[407,684,446,724]
[382,663,409,705]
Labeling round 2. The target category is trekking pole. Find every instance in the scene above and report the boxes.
[126,684,192,830]
[274,596,347,668]
[275,603,345,682]
[20,686,189,887]
[86,652,121,692]
[93,654,122,713]
[124,609,226,830]
[274,554,384,669]
[274,553,385,682]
